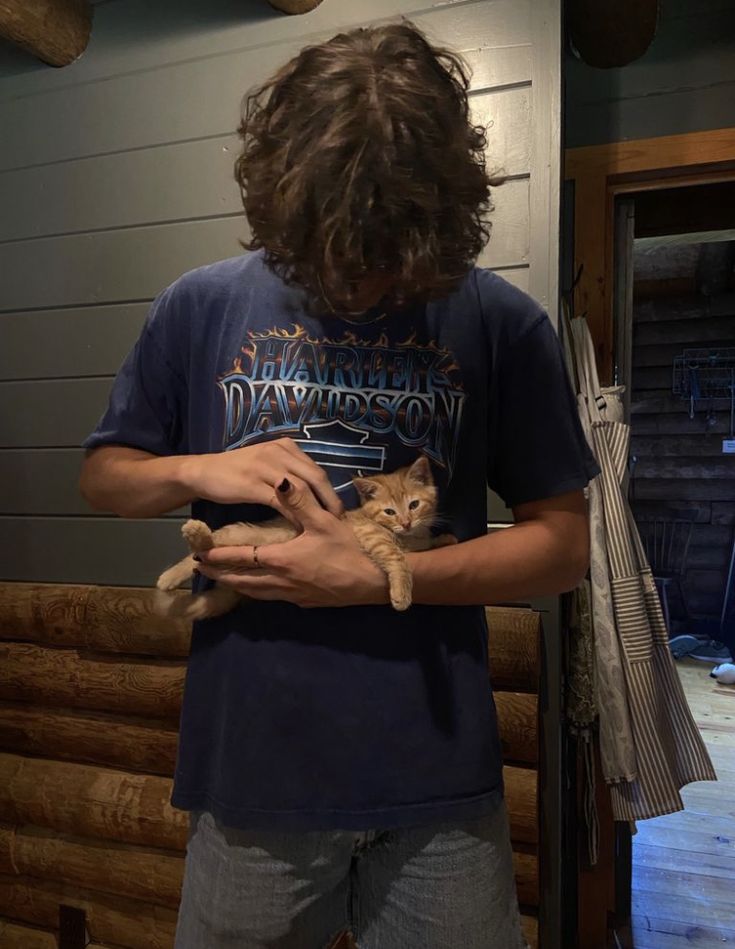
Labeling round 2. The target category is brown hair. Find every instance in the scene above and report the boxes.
[233,20,495,314]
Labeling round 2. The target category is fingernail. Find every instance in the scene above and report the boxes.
[192,554,201,562]
[278,478,291,493]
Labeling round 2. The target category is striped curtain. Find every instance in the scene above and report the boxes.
[567,314,716,821]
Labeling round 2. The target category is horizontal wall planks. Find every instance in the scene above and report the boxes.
[0,450,186,517]
[0,218,245,313]
[0,378,112,447]
[0,0,531,104]
[0,303,147,380]
[0,518,184,585]
[0,182,530,312]
[0,1,531,170]
[0,87,531,241]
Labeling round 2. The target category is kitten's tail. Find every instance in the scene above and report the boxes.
[154,586,242,622]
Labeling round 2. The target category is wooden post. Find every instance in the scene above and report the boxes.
[268,0,324,13]
[0,0,91,67]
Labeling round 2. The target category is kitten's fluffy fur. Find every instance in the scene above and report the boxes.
[155,455,455,621]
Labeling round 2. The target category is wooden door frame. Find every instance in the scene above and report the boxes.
[564,126,735,384]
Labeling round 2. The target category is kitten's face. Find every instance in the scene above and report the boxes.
[352,456,437,537]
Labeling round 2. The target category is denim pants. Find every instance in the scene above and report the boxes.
[173,794,528,949]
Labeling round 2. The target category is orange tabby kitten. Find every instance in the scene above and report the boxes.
[155,455,456,621]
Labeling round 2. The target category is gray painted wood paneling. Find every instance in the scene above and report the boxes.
[0,0,531,103]
[565,0,735,147]
[0,1,531,171]
[0,86,531,241]
[0,449,185,516]
[0,304,148,380]
[0,517,185,585]
[0,178,530,311]
[0,379,112,447]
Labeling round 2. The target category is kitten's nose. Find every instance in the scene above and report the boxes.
[401,520,411,530]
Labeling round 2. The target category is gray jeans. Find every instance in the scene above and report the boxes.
[173,795,528,949]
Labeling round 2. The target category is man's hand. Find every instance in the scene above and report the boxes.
[184,439,343,518]
[194,477,389,608]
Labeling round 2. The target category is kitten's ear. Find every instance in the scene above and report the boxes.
[353,476,380,500]
[408,455,432,485]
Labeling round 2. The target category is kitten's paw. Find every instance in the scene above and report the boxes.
[157,566,184,592]
[389,577,413,612]
[433,533,458,547]
[182,519,214,553]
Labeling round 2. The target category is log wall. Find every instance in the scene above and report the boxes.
[630,291,735,623]
[0,583,543,947]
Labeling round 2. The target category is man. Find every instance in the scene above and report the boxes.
[79,20,600,949]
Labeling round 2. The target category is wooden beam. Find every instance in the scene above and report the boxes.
[0,0,91,67]
[268,0,325,14]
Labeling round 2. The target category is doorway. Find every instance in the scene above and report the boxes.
[612,180,735,948]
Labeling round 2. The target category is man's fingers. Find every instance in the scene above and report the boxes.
[285,462,343,517]
[276,475,333,527]
[197,545,260,568]
[276,441,342,516]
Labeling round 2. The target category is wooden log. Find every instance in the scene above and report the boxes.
[521,913,538,949]
[0,873,177,949]
[0,0,91,67]
[631,414,731,436]
[685,569,728,594]
[0,821,537,914]
[0,918,58,949]
[495,692,538,765]
[630,434,728,458]
[633,297,710,324]
[0,642,185,720]
[633,340,734,369]
[486,607,540,693]
[631,480,734,502]
[513,850,539,907]
[687,592,728,616]
[0,582,191,657]
[687,546,731,570]
[504,765,537,845]
[0,749,536,862]
[633,458,735,480]
[712,502,735,526]
[0,701,178,777]
[0,822,183,908]
[631,391,731,415]
[268,0,324,12]
[0,752,187,851]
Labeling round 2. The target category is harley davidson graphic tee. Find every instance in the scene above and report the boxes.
[82,250,601,831]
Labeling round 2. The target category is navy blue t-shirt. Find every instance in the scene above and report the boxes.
[83,250,600,831]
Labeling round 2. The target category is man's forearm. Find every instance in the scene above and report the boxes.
[80,446,199,518]
[406,519,589,606]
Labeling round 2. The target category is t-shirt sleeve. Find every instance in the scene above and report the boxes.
[487,309,601,509]
[81,284,187,456]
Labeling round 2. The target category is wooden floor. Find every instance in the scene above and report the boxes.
[631,658,735,948]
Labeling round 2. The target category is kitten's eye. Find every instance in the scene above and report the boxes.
[384,508,396,516]
[408,500,420,510]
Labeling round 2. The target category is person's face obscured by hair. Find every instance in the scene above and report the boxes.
[234,21,494,315]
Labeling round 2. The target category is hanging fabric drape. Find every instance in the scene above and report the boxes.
[566,311,716,821]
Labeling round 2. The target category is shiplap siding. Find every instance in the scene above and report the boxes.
[0,0,560,583]
[565,0,735,148]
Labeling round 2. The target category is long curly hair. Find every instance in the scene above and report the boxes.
[233,21,495,314]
